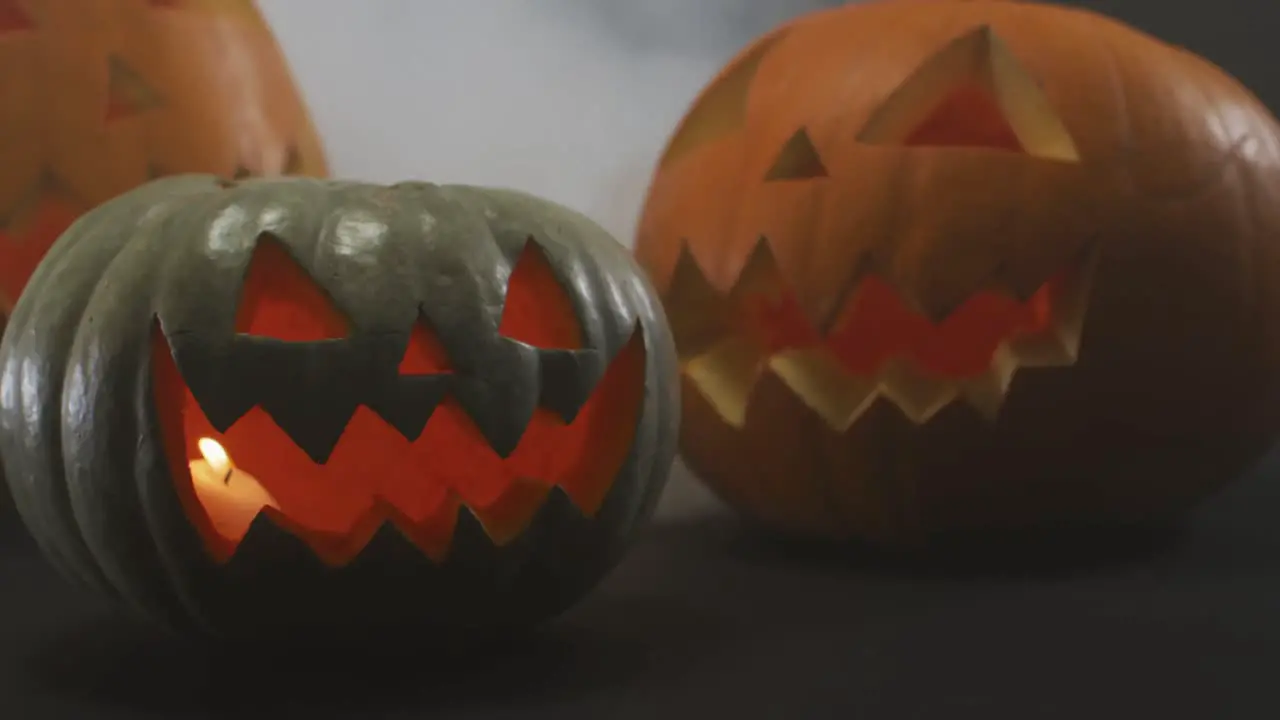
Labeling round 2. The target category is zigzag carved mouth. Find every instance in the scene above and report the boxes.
[668,240,1094,430]
[651,25,1094,430]
[151,238,646,567]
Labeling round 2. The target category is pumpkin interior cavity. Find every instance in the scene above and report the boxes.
[234,238,351,340]
[900,82,1024,151]
[671,243,1094,430]
[857,25,1080,163]
[151,238,647,566]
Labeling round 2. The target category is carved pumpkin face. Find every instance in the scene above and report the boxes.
[0,0,327,313]
[0,175,678,639]
[635,0,1280,543]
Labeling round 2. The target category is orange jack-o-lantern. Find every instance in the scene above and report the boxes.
[635,0,1280,544]
[0,0,327,314]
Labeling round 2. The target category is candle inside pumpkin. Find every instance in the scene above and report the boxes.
[188,437,279,542]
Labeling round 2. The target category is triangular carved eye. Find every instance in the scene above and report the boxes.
[764,128,829,181]
[236,234,350,340]
[857,25,1080,163]
[497,239,583,350]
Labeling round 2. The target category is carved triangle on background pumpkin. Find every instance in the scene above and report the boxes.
[857,25,1079,162]
[731,237,788,302]
[665,245,736,358]
[105,55,164,122]
[0,0,34,33]
[764,128,828,181]
[282,145,303,175]
[231,165,253,180]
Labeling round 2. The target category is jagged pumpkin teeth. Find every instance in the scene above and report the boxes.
[0,176,679,642]
[634,0,1280,544]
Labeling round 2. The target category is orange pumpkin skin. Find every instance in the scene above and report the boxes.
[635,0,1280,545]
[0,0,328,313]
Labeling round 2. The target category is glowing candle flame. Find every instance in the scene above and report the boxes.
[189,437,278,545]
[198,437,231,473]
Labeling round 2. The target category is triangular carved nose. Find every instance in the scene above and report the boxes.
[857,25,1080,163]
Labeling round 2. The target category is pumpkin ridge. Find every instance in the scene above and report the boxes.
[70,194,233,631]
[0,180,212,601]
[18,185,216,630]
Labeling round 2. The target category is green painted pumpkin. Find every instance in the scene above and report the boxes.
[0,174,679,642]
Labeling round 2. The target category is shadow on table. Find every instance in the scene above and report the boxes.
[0,509,33,551]
[20,450,1280,716]
[652,505,1193,581]
[746,522,1190,578]
[22,590,727,716]
[685,442,1280,581]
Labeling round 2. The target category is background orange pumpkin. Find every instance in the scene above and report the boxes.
[634,0,1280,545]
[0,0,327,517]
[0,0,328,315]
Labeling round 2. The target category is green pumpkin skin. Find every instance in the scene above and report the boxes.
[0,309,9,528]
[0,175,679,644]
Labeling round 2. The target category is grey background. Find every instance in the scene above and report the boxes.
[254,0,1280,522]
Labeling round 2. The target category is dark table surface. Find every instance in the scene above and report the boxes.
[4,455,1280,720]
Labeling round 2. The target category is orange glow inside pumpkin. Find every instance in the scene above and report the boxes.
[902,82,1024,152]
[739,74,1074,379]
[0,0,33,32]
[744,271,1069,378]
[151,240,646,565]
[0,193,82,309]
[855,24,1080,164]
